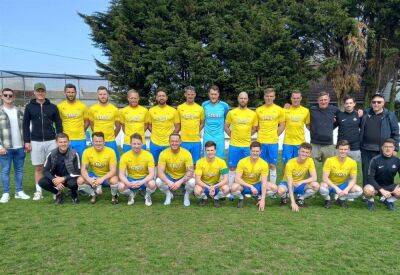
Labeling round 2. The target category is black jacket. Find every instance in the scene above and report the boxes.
[43,147,80,181]
[360,108,399,152]
[23,99,62,142]
[310,105,339,145]
[367,154,400,190]
[336,110,361,150]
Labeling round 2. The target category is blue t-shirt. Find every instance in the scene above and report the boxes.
[202,100,229,138]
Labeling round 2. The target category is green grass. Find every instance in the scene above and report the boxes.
[0,156,399,274]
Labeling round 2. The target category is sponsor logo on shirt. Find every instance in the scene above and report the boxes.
[127,115,143,122]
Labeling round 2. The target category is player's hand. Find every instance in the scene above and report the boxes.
[283,103,291,109]
[251,186,258,195]
[55,183,64,190]
[96,177,105,185]
[131,181,143,189]
[357,109,364,117]
[340,189,349,196]
[209,186,215,197]
[291,202,299,212]
[24,143,32,153]
[0,148,7,155]
[53,176,64,185]
[257,199,265,211]
[90,178,98,186]
[393,151,397,157]
[380,189,392,198]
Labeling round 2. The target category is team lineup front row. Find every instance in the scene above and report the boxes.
[38,131,400,211]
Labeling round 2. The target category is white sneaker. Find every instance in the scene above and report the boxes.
[183,191,191,207]
[164,191,173,205]
[127,192,135,205]
[15,191,30,200]
[95,185,103,195]
[0,193,10,203]
[32,191,43,201]
[145,193,152,206]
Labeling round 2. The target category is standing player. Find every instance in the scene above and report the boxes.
[225,92,258,185]
[177,86,204,164]
[277,142,319,211]
[148,88,180,163]
[88,86,121,159]
[23,82,62,200]
[256,88,285,184]
[230,141,277,210]
[77,132,119,204]
[156,133,195,206]
[57,83,89,158]
[119,89,149,153]
[194,141,230,207]
[363,138,400,211]
[118,133,157,206]
[282,90,310,164]
[319,140,363,208]
[202,85,229,159]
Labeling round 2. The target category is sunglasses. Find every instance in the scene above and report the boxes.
[371,101,383,104]
[2,94,13,98]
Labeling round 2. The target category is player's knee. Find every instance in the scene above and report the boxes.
[147,180,156,190]
[320,182,328,189]
[117,182,126,192]
[220,185,230,194]
[277,186,286,196]
[194,185,203,195]
[267,183,277,192]
[77,176,84,185]
[393,187,400,198]
[310,181,320,191]
[155,177,163,186]
[363,185,375,197]
[352,185,363,193]
[231,183,240,192]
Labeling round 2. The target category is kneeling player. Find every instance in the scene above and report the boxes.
[230,141,277,211]
[194,141,230,207]
[118,133,157,206]
[363,138,400,211]
[320,140,362,208]
[156,133,195,206]
[77,132,119,204]
[277,142,319,212]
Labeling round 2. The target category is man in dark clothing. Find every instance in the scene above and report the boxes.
[309,91,339,163]
[336,96,361,161]
[38,133,80,204]
[363,138,400,211]
[23,82,63,200]
[360,94,399,186]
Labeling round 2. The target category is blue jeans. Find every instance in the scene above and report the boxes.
[0,148,26,193]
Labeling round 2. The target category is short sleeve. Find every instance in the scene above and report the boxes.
[305,109,310,124]
[119,156,127,170]
[261,162,269,177]
[83,105,90,120]
[158,151,167,168]
[322,158,330,173]
[226,111,232,124]
[278,108,285,123]
[252,112,258,127]
[144,109,150,123]
[109,150,117,166]
[219,160,228,175]
[173,109,180,123]
[82,150,89,165]
[236,160,244,174]
[200,108,205,120]
[194,160,203,176]
[118,109,125,124]
[88,107,94,121]
[185,151,193,168]
[147,153,155,168]
[350,161,357,176]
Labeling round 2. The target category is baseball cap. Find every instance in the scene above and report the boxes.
[34,82,46,91]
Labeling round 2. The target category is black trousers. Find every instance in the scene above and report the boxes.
[38,177,78,198]
[361,149,380,186]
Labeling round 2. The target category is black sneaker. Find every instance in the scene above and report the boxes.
[111,194,119,205]
[71,197,79,205]
[367,200,376,211]
[280,197,288,206]
[214,199,221,208]
[198,198,207,206]
[54,192,64,205]
[296,198,305,207]
[384,200,396,211]
[324,199,333,209]
[237,199,244,208]
[337,199,348,208]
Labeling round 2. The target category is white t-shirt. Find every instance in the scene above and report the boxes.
[3,107,22,149]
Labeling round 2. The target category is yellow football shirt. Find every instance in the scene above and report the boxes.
[177,102,204,142]
[284,105,310,145]
[88,103,120,142]
[158,148,193,180]
[323,156,357,185]
[195,156,228,185]
[82,147,117,177]
[119,149,155,179]
[119,105,149,144]
[256,104,285,144]
[57,100,88,140]
[226,108,258,147]
[149,105,180,146]
[283,157,316,184]
[236,157,269,185]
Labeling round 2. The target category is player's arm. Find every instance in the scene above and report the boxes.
[114,121,121,137]
[174,123,180,133]
[84,119,90,131]
[287,176,299,212]
[89,120,94,131]
[322,171,341,194]
[148,122,152,133]
[157,163,174,186]
[175,165,194,187]
[118,166,131,186]
[342,174,356,195]
[216,174,228,188]
[224,122,231,137]
[251,126,257,136]
[302,169,317,184]
[195,174,207,188]
[143,166,155,184]
[98,163,117,185]
[277,121,285,136]
[258,175,268,211]
[80,163,93,184]
[234,171,253,189]
[199,119,204,132]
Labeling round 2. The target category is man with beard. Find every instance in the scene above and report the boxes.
[57,83,89,158]
[177,86,204,164]
[202,85,229,159]
[119,89,149,153]
[88,86,121,159]
[148,88,180,163]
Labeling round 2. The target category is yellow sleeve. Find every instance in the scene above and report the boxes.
[350,161,357,176]
[82,150,89,165]
[200,108,205,120]
[144,109,150,123]
[118,109,125,124]
[236,160,244,174]
[114,106,120,122]
[173,109,180,123]
[322,159,331,173]
[83,106,89,120]
[226,111,232,124]
[278,108,285,123]
[109,150,117,166]
[147,153,155,168]
[158,151,167,168]
[119,156,127,170]
[308,158,316,173]
[194,160,203,176]
[88,107,94,121]
[252,112,258,127]
[305,109,310,124]
[185,151,193,168]
[284,163,292,180]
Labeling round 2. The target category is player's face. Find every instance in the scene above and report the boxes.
[131,138,142,154]
[56,137,69,153]
[97,89,109,104]
[291,93,302,106]
[34,89,46,100]
[344,99,355,112]
[65,88,76,102]
[238,93,248,108]
[298,148,311,161]
[1,91,15,104]
[208,89,219,103]
[382,142,395,157]
[318,95,330,109]
[156,91,167,105]
[264,92,275,105]
[337,145,349,158]
[185,90,196,103]
[205,146,216,159]
[250,146,261,160]
[93,136,105,151]
[371,97,384,112]
[127,92,139,107]
[169,135,181,150]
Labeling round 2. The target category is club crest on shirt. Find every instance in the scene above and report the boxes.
[392,165,397,169]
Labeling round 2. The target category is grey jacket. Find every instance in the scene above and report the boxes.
[0,106,24,149]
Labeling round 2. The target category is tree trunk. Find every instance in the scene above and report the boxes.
[388,69,399,111]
